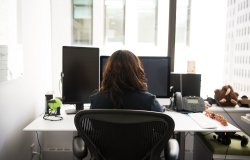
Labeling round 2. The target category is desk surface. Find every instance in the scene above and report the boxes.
[23,105,240,132]
[241,116,250,124]
[208,104,250,113]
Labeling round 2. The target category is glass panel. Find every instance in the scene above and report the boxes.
[175,0,190,45]
[74,0,92,5]
[0,0,23,82]
[105,0,125,44]
[74,6,91,19]
[72,0,93,44]
[174,0,229,97]
[136,0,157,44]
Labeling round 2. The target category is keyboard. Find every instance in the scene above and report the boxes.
[188,112,217,129]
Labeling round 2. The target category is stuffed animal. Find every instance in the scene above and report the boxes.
[214,85,239,107]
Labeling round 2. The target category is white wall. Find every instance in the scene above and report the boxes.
[51,0,71,97]
[0,0,52,159]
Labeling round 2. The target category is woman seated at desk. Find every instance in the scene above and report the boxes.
[90,49,164,112]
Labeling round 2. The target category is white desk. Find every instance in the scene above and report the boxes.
[23,105,240,160]
[207,104,250,135]
[208,104,250,113]
[23,105,239,132]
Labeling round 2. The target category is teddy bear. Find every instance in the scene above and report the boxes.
[214,85,239,107]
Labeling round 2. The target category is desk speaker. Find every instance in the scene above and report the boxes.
[45,93,53,114]
[171,73,201,97]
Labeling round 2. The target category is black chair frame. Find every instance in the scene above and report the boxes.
[74,109,176,160]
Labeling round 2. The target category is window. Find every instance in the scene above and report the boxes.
[70,0,250,98]
[132,0,157,44]
[104,0,125,44]
[0,0,23,82]
[72,0,93,44]
[174,0,228,97]
[104,0,157,45]
[72,0,168,56]
[174,0,250,97]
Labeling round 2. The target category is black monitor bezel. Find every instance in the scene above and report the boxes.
[62,46,100,109]
[100,55,171,98]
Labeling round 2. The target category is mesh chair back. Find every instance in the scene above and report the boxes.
[74,109,175,160]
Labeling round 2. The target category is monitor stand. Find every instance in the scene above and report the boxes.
[65,103,84,115]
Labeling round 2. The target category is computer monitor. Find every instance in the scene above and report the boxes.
[62,46,99,114]
[100,56,171,98]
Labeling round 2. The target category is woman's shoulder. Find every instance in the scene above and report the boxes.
[90,91,113,109]
[127,91,157,102]
[90,90,109,99]
[133,91,156,98]
[130,91,163,112]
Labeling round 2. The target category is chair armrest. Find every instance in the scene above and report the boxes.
[165,139,179,160]
[73,136,88,159]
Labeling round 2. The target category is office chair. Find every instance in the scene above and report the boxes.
[73,109,179,160]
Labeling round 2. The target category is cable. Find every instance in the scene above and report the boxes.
[59,77,62,96]
[35,131,42,160]
[213,98,247,133]
[43,111,63,121]
[224,145,229,160]
[164,95,175,111]
[221,107,247,134]
[168,96,174,110]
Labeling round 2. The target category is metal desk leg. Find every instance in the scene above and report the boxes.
[176,132,185,160]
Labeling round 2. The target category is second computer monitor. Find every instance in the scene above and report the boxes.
[100,56,171,98]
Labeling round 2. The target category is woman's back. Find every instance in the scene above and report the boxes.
[90,49,164,112]
[90,90,164,112]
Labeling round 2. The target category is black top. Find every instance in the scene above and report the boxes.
[90,91,164,112]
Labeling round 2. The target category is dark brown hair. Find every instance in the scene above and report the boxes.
[100,50,148,107]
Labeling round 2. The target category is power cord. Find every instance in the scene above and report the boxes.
[210,99,248,135]
[224,145,229,160]
[43,111,63,121]
[164,95,175,111]
[202,132,229,159]
[35,131,42,160]
[221,107,247,134]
